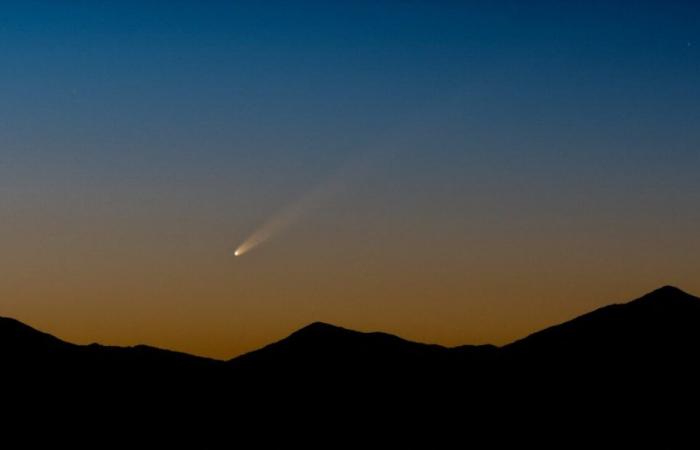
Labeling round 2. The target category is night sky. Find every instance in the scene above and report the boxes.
[1,1,699,358]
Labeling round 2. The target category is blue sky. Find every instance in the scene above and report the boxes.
[1,1,699,357]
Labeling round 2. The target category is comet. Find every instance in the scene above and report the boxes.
[233,165,352,257]
[232,91,457,257]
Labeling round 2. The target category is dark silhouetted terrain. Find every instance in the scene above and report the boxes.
[3,285,700,413]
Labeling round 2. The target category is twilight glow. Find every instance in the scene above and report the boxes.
[0,1,698,359]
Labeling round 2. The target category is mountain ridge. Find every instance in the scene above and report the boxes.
[2,285,698,363]
[3,284,699,411]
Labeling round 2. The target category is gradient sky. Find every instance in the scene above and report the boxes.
[1,1,699,358]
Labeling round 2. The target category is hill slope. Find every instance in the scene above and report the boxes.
[2,285,699,388]
[504,285,700,362]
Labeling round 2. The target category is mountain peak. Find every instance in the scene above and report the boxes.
[653,285,689,294]
[636,285,697,304]
[302,321,343,331]
[288,321,356,339]
[504,284,700,356]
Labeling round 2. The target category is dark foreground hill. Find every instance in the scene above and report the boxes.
[505,285,700,359]
[3,285,700,404]
[0,316,221,374]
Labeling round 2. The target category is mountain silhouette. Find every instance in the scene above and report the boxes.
[509,285,700,344]
[0,316,220,382]
[229,321,450,372]
[0,316,75,354]
[227,321,498,387]
[503,285,700,364]
[3,285,699,394]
